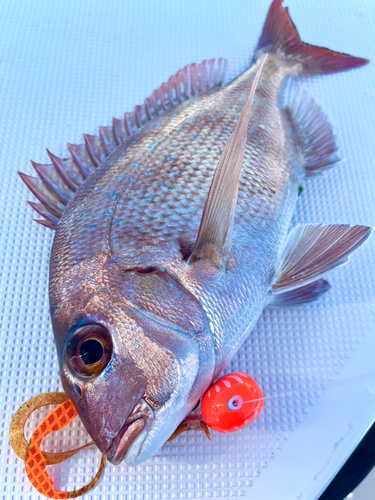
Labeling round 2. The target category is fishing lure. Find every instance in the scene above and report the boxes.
[10,394,105,498]
[10,371,262,497]
[201,372,264,433]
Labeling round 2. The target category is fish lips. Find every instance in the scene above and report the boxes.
[106,398,153,465]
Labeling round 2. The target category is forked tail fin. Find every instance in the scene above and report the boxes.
[256,0,369,75]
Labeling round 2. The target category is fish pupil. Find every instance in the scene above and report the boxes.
[80,339,104,365]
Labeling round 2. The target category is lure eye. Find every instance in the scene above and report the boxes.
[227,395,243,411]
[65,324,112,377]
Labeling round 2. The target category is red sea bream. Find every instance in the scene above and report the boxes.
[20,0,372,466]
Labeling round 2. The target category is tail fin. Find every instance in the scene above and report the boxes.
[256,0,369,75]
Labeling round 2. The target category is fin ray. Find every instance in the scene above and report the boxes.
[35,218,57,229]
[18,172,64,217]
[27,201,59,224]
[30,161,72,205]
[272,223,372,293]
[46,149,84,191]
[268,279,331,308]
[189,57,267,267]
[256,0,369,75]
[284,83,340,176]
[20,58,228,229]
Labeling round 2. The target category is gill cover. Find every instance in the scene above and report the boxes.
[51,254,212,464]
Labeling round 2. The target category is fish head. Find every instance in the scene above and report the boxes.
[50,254,214,466]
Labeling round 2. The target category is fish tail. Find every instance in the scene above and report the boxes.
[256,0,369,75]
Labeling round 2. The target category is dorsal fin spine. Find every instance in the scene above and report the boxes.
[67,143,92,178]
[135,106,142,128]
[98,126,116,156]
[18,173,63,217]
[160,85,169,110]
[207,59,215,88]
[31,161,70,205]
[124,113,131,136]
[46,150,79,192]
[190,63,198,95]
[27,201,59,224]
[169,75,179,103]
[20,58,228,229]
[112,117,126,144]
[83,134,100,167]
[144,98,152,121]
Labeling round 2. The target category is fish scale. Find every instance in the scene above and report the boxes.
[20,0,372,468]
[54,61,290,279]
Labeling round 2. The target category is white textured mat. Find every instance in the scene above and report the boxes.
[1,1,375,499]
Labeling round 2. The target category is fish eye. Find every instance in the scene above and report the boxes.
[80,338,104,365]
[65,324,112,377]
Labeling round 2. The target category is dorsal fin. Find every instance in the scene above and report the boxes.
[19,58,228,229]
[188,56,267,267]
[283,82,340,176]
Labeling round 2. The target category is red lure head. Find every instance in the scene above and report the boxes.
[200,372,264,433]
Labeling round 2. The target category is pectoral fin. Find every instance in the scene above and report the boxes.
[268,279,331,308]
[271,223,372,294]
[188,56,267,267]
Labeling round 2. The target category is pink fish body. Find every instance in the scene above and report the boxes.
[20,0,372,466]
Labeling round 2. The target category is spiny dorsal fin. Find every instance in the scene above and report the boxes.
[188,56,267,267]
[283,82,340,176]
[272,223,372,293]
[19,58,228,229]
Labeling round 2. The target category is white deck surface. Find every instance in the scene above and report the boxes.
[0,1,374,499]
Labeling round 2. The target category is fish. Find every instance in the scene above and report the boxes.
[19,0,372,467]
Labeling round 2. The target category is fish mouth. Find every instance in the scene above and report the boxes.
[106,399,153,465]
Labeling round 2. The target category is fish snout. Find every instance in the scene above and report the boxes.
[106,399,153,465]
[67,367,148,458]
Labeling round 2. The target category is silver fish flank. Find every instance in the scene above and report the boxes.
[20,0,372,466]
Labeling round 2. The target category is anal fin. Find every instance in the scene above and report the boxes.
[268,279,331,308]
